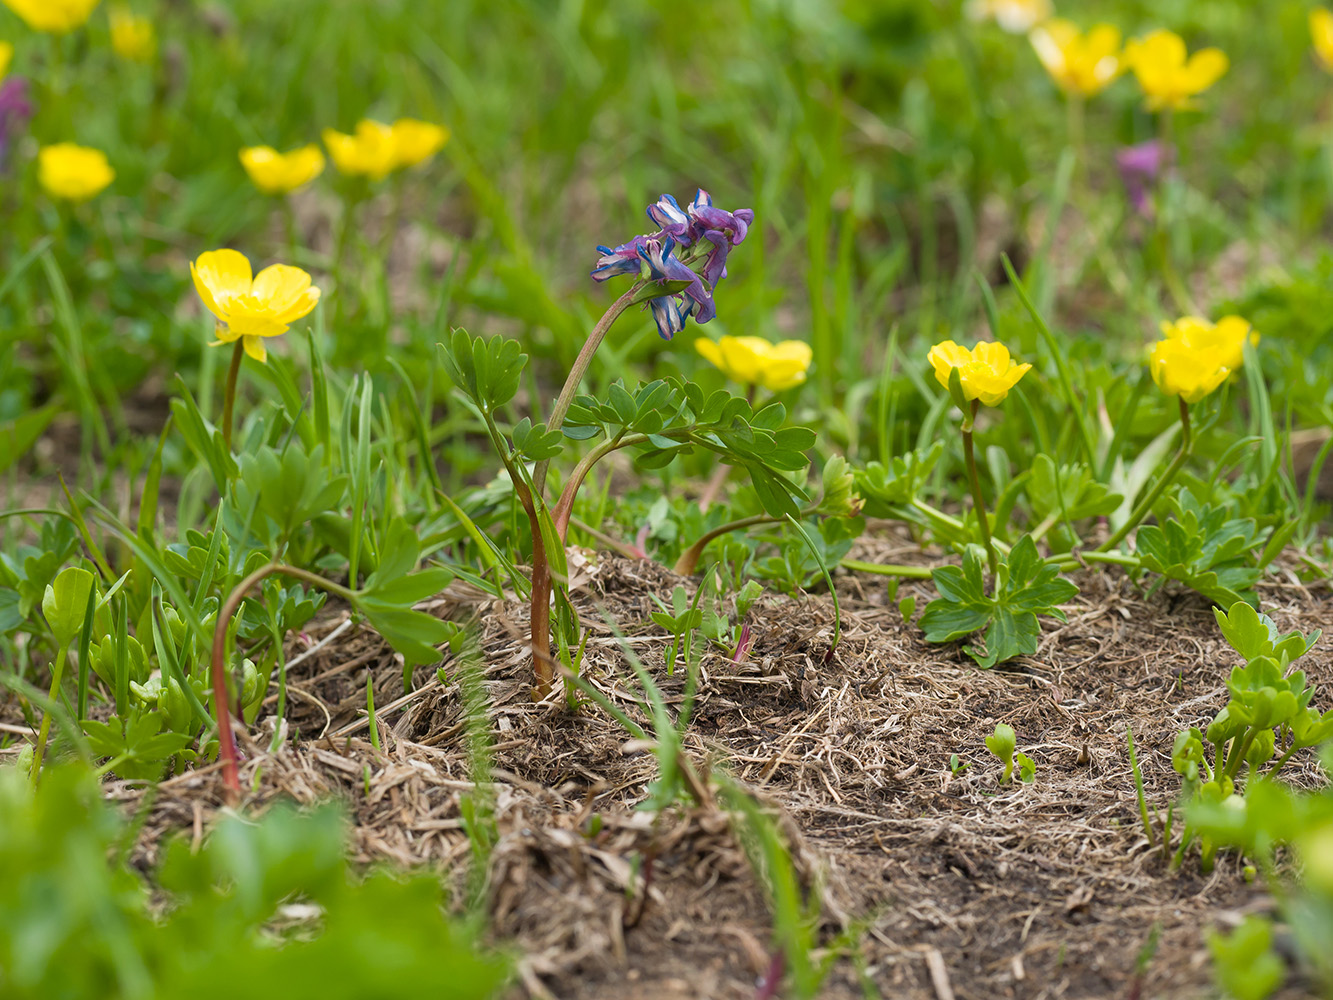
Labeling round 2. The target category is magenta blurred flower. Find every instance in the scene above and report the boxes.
[0,77,33,170]
[1116,140,1173,218]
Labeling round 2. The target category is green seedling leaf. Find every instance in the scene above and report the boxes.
[1208,917,1285,1000]
[1214,601,1320,665]
[985,723,1017,783]
[42,566,96,648]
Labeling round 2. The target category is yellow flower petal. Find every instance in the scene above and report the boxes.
[240,144,325,194]
[1183,48,1228,92]
[242,335,268,364]
[0,42,12,80]
[191,250,320,352]
[1126,29,1226,110]
[697,335,813,391]
[252,263,320,325]
[1031,20,1122,97]
[323,120,397,180]
[191,249,253,318]
[109,4,154,62]
[928,339,1029,406]
[37,144,115,202]
[391,118,449,169]
[1313,8,1333,72]
[2,0,100,33]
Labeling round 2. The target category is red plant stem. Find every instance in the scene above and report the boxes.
[211,562,351,799]
[514,482,555,695]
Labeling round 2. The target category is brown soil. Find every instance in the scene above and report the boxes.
[96,543,1333,1000]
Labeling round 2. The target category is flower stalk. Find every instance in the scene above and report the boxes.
[221,339,244,453]
[211,562,353,798]
[1098,397,1192,553]
[961,399,1000,581]
[532,284,641,496]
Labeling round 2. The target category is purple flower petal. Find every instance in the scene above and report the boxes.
[647,193,693,243]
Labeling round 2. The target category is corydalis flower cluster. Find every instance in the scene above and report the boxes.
[591,189,753,339]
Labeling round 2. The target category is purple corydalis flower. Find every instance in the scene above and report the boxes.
[591,235,650,282]
[0,78,34,171]
[1116,140,1173,218]
[592,187,753,339]
[688,189,753,245]
[647,193,694,244]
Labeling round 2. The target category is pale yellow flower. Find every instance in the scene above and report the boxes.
[695,336,813,392]
[390,118,449,170]
[108,4,154,62]
[322,120,397,181]
[1124,30,1228,110]
[928,340,1032,407]
[1312,8,1333,73]
[3,0,99,32]
[190,249,321,363]
[239,144,326,195]
[1159,315,1257,372]
[38,144,115,201]
[1030,20,1122,97]
[0,41,11,79]
[966,0,1052,34]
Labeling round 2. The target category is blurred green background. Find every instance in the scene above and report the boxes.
[3,0,1332,490]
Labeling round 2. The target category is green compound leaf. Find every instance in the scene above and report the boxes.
[920,535,1078,669]
[437,329,527,410]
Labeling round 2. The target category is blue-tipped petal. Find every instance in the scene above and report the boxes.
[647,193,693,243]
[648,295,685,340]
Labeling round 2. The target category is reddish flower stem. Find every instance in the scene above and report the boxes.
[211,562,352,799]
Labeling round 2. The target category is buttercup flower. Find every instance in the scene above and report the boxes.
[38,143,114,201]
[108,5,154,62]
[965,0,1052,34]
[696,336,813,392]
[1313,9,1333,72]
[0,41,11,79]
[3,0,100,32]
[190,249,321,363]
[323,120,397,181]
[1030,20,1122,97]
[928,340,1032,407]
[1124,30,1228,110]
[1116,139,1172,217]
[389,118,449,170]
[1148,336,1230,403]
[239,144,325,195]
[1159,315,1257,372]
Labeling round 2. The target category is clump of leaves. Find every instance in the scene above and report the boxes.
[1136,490,1279,607]
[1170,601,1329,871]
[920,535,1078,668]
[0,764,511,1000]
